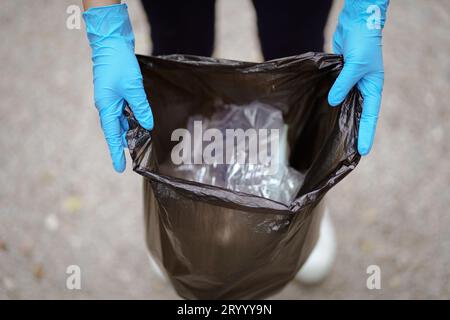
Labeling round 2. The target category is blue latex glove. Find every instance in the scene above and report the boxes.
[328,0,389,155]
[83,4,154,172]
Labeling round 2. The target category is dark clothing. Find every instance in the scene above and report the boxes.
[141,0,332,60]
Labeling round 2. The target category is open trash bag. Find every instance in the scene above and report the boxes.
[125,53,362,299]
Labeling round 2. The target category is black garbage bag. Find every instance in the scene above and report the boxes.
[125,53,362,299]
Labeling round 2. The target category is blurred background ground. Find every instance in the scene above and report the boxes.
[0,0,449,299]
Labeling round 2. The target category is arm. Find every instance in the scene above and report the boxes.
[82,0,154,172]
[83,0,119,10]
[328,0,389,155]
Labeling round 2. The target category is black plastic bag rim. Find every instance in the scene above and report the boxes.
[128,53,360,215]
[136,52,344,72]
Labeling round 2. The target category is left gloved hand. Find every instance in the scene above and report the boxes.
[328,0,389,155]
[83,4,154,173]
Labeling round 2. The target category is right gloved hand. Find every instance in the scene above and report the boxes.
[328,0,389,156]
[83,4,154,172]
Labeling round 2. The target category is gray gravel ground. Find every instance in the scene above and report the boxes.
[0,0,449,299]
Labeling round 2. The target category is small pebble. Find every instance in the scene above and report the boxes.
[0,240,7,251]
[45,214,59,232]
[33,264,44,280]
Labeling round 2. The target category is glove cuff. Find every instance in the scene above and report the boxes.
[342,0,389,30]
[83,3,134,47]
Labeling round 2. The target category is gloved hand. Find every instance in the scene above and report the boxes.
[83,4,154,172]
[328,0,389,155]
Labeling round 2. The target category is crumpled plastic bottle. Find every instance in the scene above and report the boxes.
[160,101,304,205]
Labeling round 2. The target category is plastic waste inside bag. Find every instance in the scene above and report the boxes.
[159,101,305,205]
[125,53,362,299]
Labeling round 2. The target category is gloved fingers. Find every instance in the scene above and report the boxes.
[328,63,365,107]
[100,109,126,173]
[357,75,383,156]
[120,112,129,148]
[123,79,154,131]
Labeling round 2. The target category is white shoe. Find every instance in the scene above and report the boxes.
[295,208,336,285]
[148,253,167,283]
